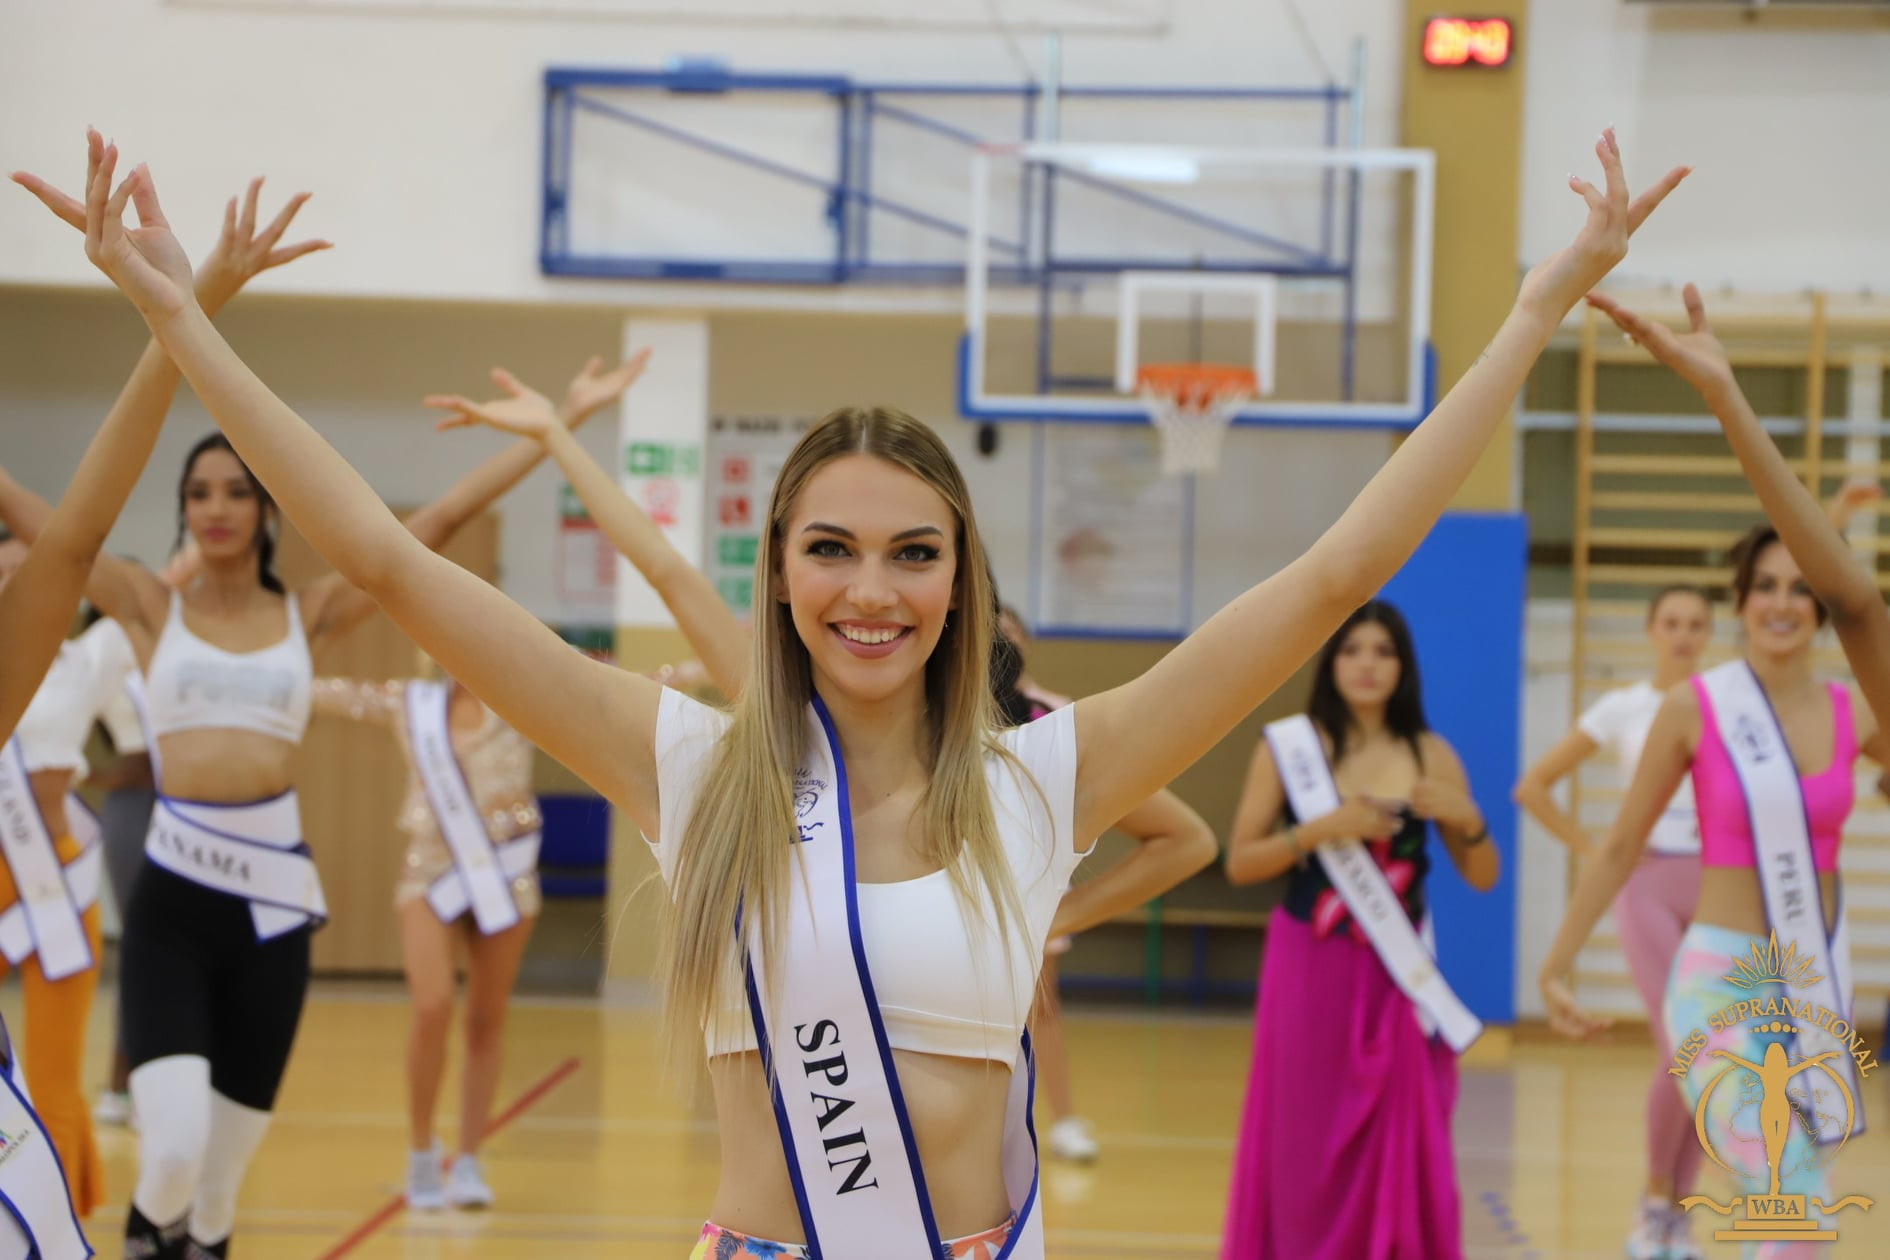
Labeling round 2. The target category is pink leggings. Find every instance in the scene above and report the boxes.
[1613,853,1703,1196]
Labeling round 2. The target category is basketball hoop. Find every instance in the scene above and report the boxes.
[1135,363,1258,476]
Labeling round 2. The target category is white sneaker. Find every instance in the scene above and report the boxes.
[93,1090,134,1129]
[445,1152,495,1209]
[1623,1195,1669,1260]
[1046,1116,1099,1163]
[406,1144,446,1211]
[1664,1205,1703,1260]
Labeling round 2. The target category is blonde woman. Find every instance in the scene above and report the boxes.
[37,126,1678,1257]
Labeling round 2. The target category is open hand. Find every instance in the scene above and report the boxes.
[13,130,193,319]
[193,178,330,315]
[562,350,652,425]
[1541,973,1613,1041]
[1517,129,1689,323]
[427,369,562,441]
[1586,283,1735,404]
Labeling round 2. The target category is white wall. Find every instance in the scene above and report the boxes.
[1521,1,1890,294]
[0,0,1404,303]
[0,288,625,624]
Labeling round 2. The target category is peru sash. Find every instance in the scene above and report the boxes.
[1697,661,1862,1143]
[743,699,1042,1260]
[0,738,95,981]
[1266,715,1483,1053]
[0,1013,93,1260]
[406,682,525,934]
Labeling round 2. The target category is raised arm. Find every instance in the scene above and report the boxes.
[309,677,403,727]
[298,357,647,649]
[1591,285,1890,731]
[1513,730,1602,858]
[1047,788,1217,938]
[1070,133,1689,840]
[30,137,664,829]
[429,374,752,697]
[1539,683,1699,1038]
[1,141,324,732]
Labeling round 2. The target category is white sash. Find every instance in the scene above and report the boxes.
[426,835,539,927]
[1265,715,1484,1053]
[0,740,95,982]
[743,700,1042,1260]
[406,682,522,935]
[144,798,326,942]
[1698,662,1863,1143]
[125,674,325,941]
[0,1016,94,1260]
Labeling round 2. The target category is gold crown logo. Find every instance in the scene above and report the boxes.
[1724,932,1823,991]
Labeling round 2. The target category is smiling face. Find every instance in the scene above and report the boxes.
[181,444,269,567]
[1332,618,1402,709]
[1738,539,1821,658]
[775,454,959,706]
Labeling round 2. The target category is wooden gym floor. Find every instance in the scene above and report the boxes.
[9,982,1887,1259]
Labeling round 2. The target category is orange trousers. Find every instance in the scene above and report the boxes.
[0,832,104,1217]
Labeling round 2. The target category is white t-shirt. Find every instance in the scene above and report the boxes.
[647,689,1088,1064]
[89,617,145,756]
[1577,680,1699,856]
[11,617,142,777]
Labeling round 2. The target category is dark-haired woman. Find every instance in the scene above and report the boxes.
[1220,601,1498,1260]
[1514,584,1711,1259]
[2,375,622,1260]
[1548,284,1890,1252]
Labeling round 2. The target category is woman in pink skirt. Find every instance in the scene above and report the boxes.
[1220,601,1499,1260]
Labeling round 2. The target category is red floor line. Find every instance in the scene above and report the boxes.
[312,1055,583,1260]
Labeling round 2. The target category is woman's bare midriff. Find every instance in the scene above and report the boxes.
[707,1046,1014,1242]
[1693,865,1841,939]
[154,730,299,803]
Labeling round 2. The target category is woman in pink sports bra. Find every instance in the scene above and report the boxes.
[1514,584,1713,1260]
[1546,284,1890,1258]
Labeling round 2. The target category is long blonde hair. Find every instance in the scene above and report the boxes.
[658,406,1029,1071]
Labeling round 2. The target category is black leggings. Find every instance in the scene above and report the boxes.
[119,860,311,1112]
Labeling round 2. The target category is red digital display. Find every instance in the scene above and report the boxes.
[1423,17,1513,68]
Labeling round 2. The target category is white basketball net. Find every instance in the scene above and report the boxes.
[1139,381,1255,476]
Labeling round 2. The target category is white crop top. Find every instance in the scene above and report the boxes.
[648,690,1089,1065]
[144,591,312,745]
[1577,680,1699,856]
[11,618,140,777]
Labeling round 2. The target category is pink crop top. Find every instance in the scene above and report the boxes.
[1690,677,1853,873]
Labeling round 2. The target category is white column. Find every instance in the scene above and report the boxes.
[616,316,710,628]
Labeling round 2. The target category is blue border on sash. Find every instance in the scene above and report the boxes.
[812,696,945,1252]
[148,801,326,926]
[1723,664,1860,1142]
[1,739,95,981]
[0,1053,95,1259]
[407,682,521,935]
[989,1030,1040,1260]
[745,964,825,1260]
